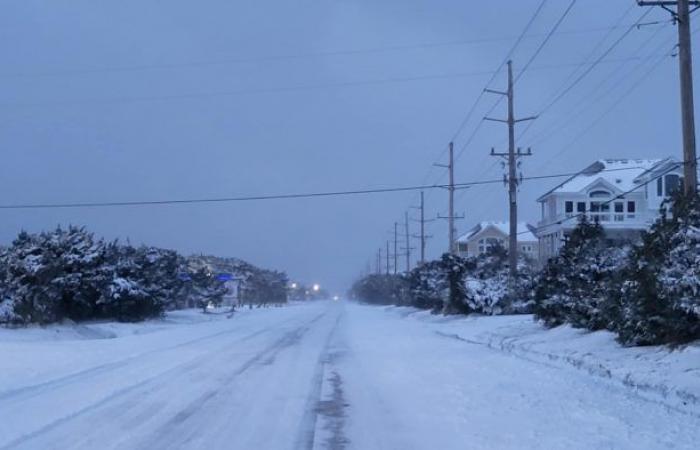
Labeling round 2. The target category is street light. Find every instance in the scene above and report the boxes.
[290,282,298,289]
[312,284,320,292]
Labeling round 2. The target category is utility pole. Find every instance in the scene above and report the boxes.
[404,212,412,272]
[485,60,536,281]
[436,142,464,254]
[393,222,399,275]
[419,191,426,263]
[376,248,382,275]
[638,0,699,193]
[410,191,433,265]
[386,241,390,275]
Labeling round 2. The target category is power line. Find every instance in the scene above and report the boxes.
[420,0,549,191]
[534,8,656,116]
[515,0,578,83]
[0,166,667,210]
[0,58,661,110]
[0,24,652,80]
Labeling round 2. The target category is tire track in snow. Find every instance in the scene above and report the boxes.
[0,313,321,450]
[294,311,349,450]
[134,311,330,450]
[0,314,299,404]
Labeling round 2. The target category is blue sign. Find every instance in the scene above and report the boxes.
[216,273,235,282]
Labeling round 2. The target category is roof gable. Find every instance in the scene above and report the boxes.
[538,158,675,202]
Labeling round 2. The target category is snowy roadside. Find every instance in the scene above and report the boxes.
[384,306,700,416]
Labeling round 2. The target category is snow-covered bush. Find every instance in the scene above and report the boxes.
[96,244,182,321]
[350,274,408,306]
[352,249,535,316]
[534,217,628,330]
[405,259,446,312]
[185,255,289,308]
[616,193,700,346]
[462,246,535,315]
[0,227,107,325]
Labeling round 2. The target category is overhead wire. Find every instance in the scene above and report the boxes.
[0,165,670,210]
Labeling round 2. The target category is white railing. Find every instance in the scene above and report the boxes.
[540,212,643,228]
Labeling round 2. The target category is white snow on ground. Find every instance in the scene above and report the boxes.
[385,306,700,416]
[0,301,698,450]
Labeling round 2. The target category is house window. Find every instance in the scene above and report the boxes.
[614,202,624,222]
[627,201,636,213]
[590,202,600,212]
[565,201,573,214]
[665,174,681,195]
[577,202,586,213]
[657,177,663,196]
[458,243,468,252]
[589,190,611,198]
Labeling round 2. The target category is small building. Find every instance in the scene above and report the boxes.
[536,158,683,261]
[457,221,538,261]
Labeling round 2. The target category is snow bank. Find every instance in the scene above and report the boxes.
[386,307,700,416]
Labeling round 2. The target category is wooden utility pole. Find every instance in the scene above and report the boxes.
[393,222,398,275]
[386,241,390,275]
[410,191,433,266]
[638,0,699,193]
[376,248,381,275]
[404,212,411,272]
[485,61,536,281]
[436,143,463,255]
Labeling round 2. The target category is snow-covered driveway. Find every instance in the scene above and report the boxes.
[0,301,698,449]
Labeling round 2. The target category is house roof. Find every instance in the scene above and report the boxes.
[457,221,537,243]
[537,158,676,202]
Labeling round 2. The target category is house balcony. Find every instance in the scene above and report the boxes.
[537,212,652,235]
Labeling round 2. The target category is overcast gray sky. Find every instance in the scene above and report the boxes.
[0,0,691,292]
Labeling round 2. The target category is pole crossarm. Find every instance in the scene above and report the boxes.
[484,88,508,96]
[637,1,699,5]
[515,115,539,123]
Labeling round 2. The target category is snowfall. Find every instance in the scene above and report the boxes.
[0,301,699,450]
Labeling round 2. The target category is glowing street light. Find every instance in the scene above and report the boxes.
[312,283,320,292]
[290,282,298,289]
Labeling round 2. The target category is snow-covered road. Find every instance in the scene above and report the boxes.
[1,301,698,449]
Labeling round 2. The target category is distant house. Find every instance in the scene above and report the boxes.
[536,158,683,261]
[457,221,538,261]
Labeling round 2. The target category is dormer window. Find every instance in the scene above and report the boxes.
[589,190,611,198]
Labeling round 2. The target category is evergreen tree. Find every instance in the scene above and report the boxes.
[616,192,700,345]
[440,253,472,315]
[534,216,626,330]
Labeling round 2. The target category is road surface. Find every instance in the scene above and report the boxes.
[0,301,698,449]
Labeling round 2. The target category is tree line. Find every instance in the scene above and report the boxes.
[350,192,700,347]
[0,226,289,325]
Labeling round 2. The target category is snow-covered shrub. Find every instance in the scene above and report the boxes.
[616,193,700,346]
[97,244,181,321]
[534,217,628,330]
[0,227,107,325]
[185,255,288,308]
[660,225,700,318]
[462,246,535,315]
[405,259,447,312]
[350,274,408,306]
